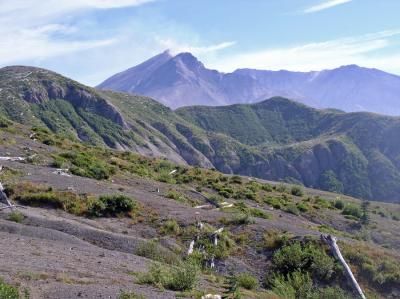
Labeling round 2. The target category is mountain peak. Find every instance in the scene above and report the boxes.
[172,52,204,68]
[98,52,400,115]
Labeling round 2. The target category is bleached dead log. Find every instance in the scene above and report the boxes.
[0,182,23,211]
[52,169,71,177]
[194,204,212,209]
[187,240,195,255]
[202,294,222,299]
[197,221,204,230]
[0,156,25,161]
[322,235,366,299]
[220,202,234,208]
[214,227,224,234]
[210,255,215,269]
[190,189,220,208]
[168,169,177,175]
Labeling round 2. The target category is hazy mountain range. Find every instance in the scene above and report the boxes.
[98,50,400,115]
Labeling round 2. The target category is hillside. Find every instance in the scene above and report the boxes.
[2,66,400,202]
[177,99,400,202]
[97,51,400,115]
[0,118,399,298]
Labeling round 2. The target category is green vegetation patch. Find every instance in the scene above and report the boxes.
[138,261,198,291]
[6,182,138,218]
[0,279,20,299]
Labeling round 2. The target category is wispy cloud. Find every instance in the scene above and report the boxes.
[303,0,352,14]
[0,0,153,66]
[156,38,236,55]
[211,30,400,74]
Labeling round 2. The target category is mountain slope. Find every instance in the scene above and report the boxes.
[98,52,400,115]
[3,66,400,202]
[177,98,400,201]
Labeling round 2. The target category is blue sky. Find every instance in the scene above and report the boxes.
[1,0,400,85]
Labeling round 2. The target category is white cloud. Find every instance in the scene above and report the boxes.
[0,0,153,66]
[156,38,236,55]
[211,30,400,74]
[303,0,352,14]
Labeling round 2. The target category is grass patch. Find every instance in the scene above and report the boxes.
[138,261,198,291]
[6,211,25,223]
[235,273,259,290]
[135,240,181,265]
[0,279,19,299]
[6,182,138,218]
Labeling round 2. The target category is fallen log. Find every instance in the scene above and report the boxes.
[322,235,366,299]
[190,189,220,208]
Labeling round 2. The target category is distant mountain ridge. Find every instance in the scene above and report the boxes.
[98,51,400,115]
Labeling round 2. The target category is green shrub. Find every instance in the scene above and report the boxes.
[230,176,242,184]
[271,241,336,280]
[312,286,353,299]
[160,220,181,235]
[264,196,283,209]
[342,204,362,219]
[6,212,25,223]
[59,151,115,180]
[251,209,270,219]
[342,243,400,288]
[138,261,198,291]
[165,190,186,203]
[221,213,253,225]
[167,261,198,291]
[290,186,304,197]
[296,202,308,212]
[118,291,146,299]
[0,279,19,299]
[135,240,180,265]
[261,183,273,192]
[235,273,259,290]
[276,184,287,193]
[270,271,313,299]
[263,230,292,250]
[334,200,344,210]
[285,204,300,216]
[88,194,137,217]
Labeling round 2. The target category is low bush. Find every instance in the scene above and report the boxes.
[87,194,137,217]
[221,213,253,225]
[296,202,308,212]
[285,204,300,216]
[0,279,19,299]
[135,240,180,265]
[250,208,270,219]
[235,273,259,290]
[264,196,283,209]
[334,200,345,210]
[159,219,181,236]
[6,211,25,223]
[138,261,198,291]
[8,182,138,218]
[342,204,362,219]
[118,291,146,299]
[342,242,400,289]
[290,186,304,197]
[263,230,292,250]
[58,150,116,180]
[270,270,313,299]
[271,240,336,280]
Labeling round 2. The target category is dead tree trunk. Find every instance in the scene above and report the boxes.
[190,189,220,208]
[0,182,13,207]
[322,235,366,299]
